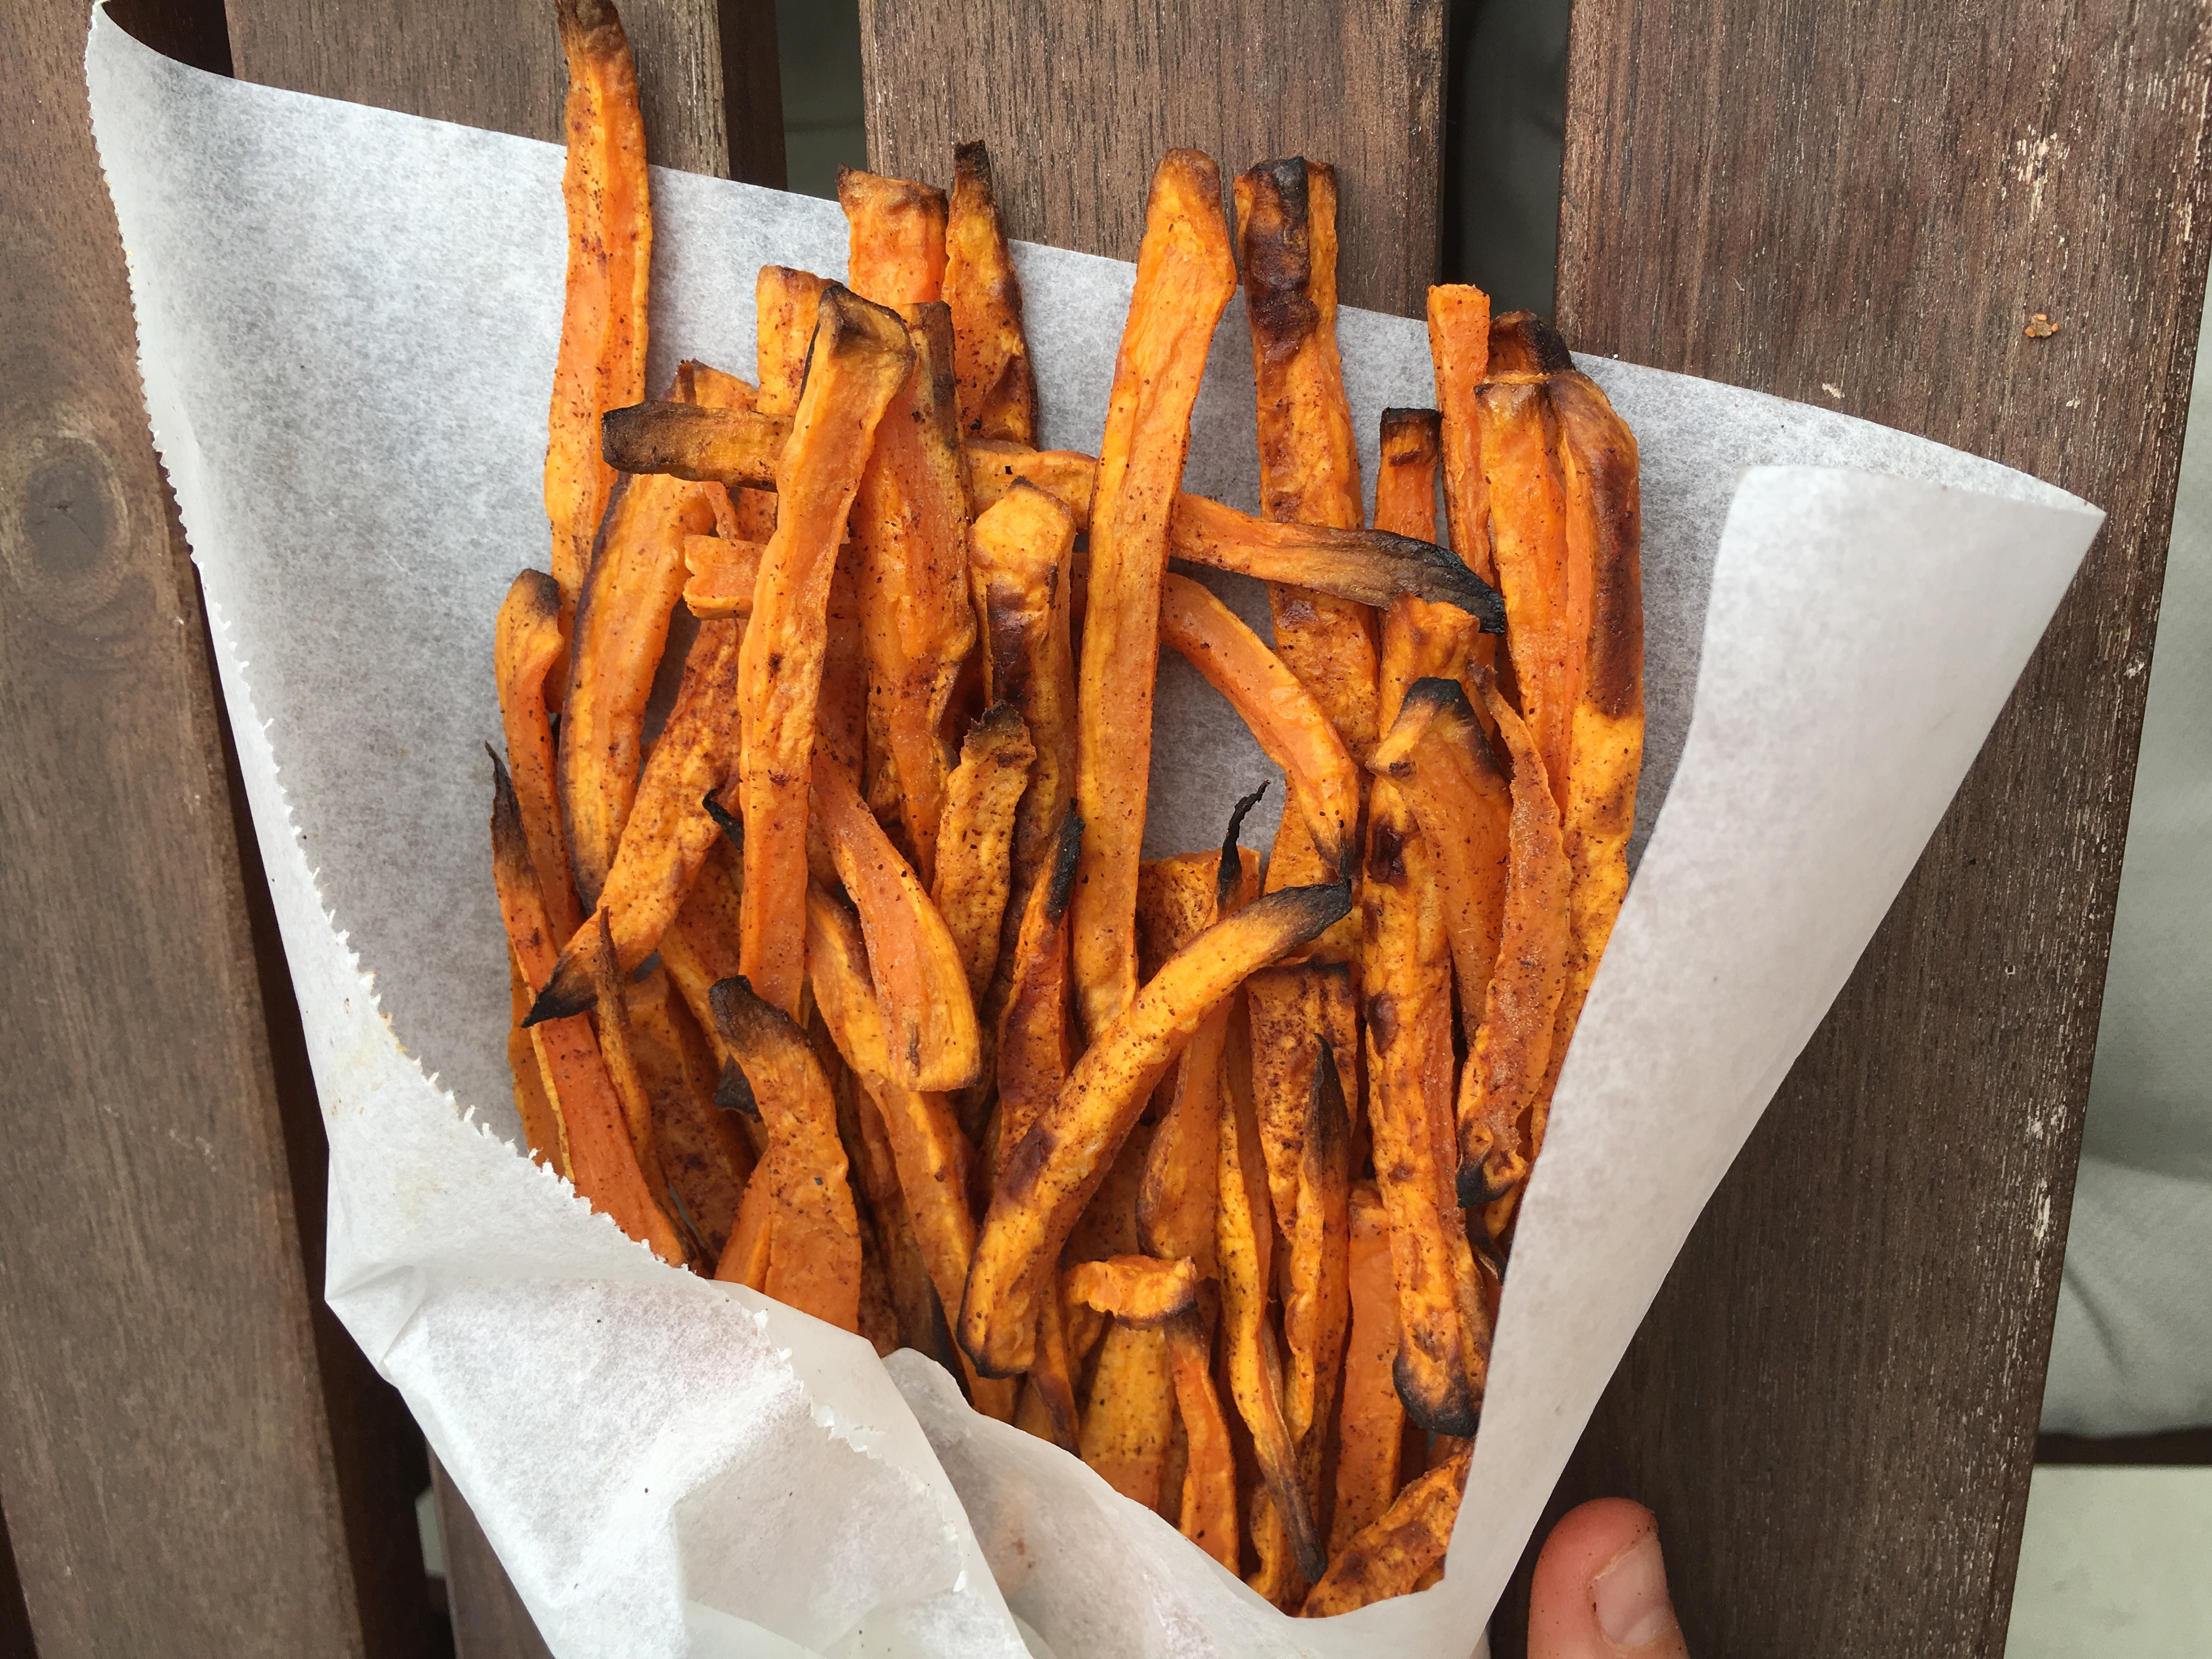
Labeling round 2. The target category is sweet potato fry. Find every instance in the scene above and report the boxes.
[994,812,1081,1179]
[625,966,755,1261]
[681,532,762,618]
[961,441,1099,524]
[1065,1255,1201,1326]
[961,881,1350,1376]
[1427,284,1495,586]
[492,754,686,1265]
[1332,1183,1404,1551]
[811,755,981,1091]
[1014,1278,1083,1450]
[674,358,773,539]
[1457,679,1571,1223]
[1375,408,1481,729]
[1217,1009,1328,1589]
[1479,377,1581,810]
[1071,149,1240,1041]
[589,911,671,1203]
[756,266,831,419]
[526,618,746,1022]
[1282,1038,1353,1453]
[1157,573,1361,883]
[1488,308,1574,377]
[1235,159,1379,761]
[1369,678,1514,1037]
[495,570,584,943]
[1242,962,1357,1249]
[944,140,1037,444]
[1301,1443,1469,1617]
[930,704,1035,1001]
[601,401,786,488]
[707,977,864,1330]
[1080,1321,1176,1507]
[850,303,979,882]
[967,482,1079,900]
[844,1066,948,1359]
[507,950,567,1172]
[545,0,650,620]
[839,168,947,306]
[736,286,914,1018]
[1358,777,1483,1436]
[561,462,720,906]
[1163,1310,1239,1570]
[657,827,743,1052]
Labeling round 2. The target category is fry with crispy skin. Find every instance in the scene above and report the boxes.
[1158,573,1362,883]
[1071,150,1240,1041]
[601,402,785,488]
[495,570,584,943]
[931,704,1035,1001]
[850,303,979,881]
[1080,1321,1176,1506]
[709,979,864,1328]
[1242,962,1357,1256]
[1332,1182,1404,1551]
[589,910,672,1205]
[681,532,762,618]
[961,881,1350,1376]
[994,812,1081,1180]
[545,0,650,622]
[1015,1278,1083,1450]
[1488,308,1574,377]
[507,950,567,1172]
[840,168,947,306]
[492,753,686,1265]
[1458,679,1571,1226]
[1282,1039,1352,1458]
[1163,1310,1239,1570]
[1479,376,1581,809]
[944,141,1037,444]
[812,755,982,1091]
[736,286,913,1018]
[1374,407,1481,725]
[843,1064,946,1359]
[525,617,745,1022]
[1065,1255,1201,1326]
[1302,1443,1469,1616]
[756,266,831,419]
[1235,159,1378,760]
[625,965,755,1261]
[1428,284,1495,588]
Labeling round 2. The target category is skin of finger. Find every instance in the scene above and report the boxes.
[1527,1499,1690,1659]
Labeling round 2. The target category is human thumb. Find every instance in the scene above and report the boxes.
[1527,1499,1691,1658]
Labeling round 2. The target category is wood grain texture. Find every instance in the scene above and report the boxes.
[0,1,368,1652]
[432,1458,554,1659]
[228,0,787,184]
[856,0,1446,316]
[1498,1,2212,1653]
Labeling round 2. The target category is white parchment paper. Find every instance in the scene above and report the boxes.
[86,11,2103,1657]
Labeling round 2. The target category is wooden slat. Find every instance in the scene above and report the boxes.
[855,0,1447,316]
[228,0,786,184]
[1499,1,2212,1653]
[431,1458,554,1659]
[0,1,373,1652]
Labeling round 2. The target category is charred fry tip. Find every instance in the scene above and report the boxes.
[502,567,563,619]
[1217,782,1268,911]
[1379,406,1443,437]
[715,1054,760,1121]
[1263,881,1357,944]
[952,138,993,184]
[1371,531,1506,631]
[1392,1358,1481,1440]
[701,792,744,850]
[520,946,596,1026]
[708,973,789,1047]
[969,701,1028,743]
[1491,309,1575,374]
[554,0,625,47]
[1401,674,1479,727]
[1045,812,1084,924]
[1454,1158,1522,1213]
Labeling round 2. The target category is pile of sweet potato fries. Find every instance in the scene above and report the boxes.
[489,0,1640,1616]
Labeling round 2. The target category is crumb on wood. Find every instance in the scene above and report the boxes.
[2025,312,2059,338]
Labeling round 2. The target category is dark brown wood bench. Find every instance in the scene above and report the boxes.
[4,1,2205,1652]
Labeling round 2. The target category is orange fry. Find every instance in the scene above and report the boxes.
[1375,407,1480,726]
[994,812,1081,1179]
[494,570,584,943]
[588,911,672,1207]
[1080,1321,1176,1508]
[1479,377,1581,809]
[708,979,864,1330]
[1488,308,1573,377]
[1070,149,1240,1041]
[1064,1255,1201,1327]
[812,755,982,1092]
[944,140,1037,445]
[624,965,755,1262]
[1281,1037,1353,1454]
[506,951,567,1173]
[491,754,684,1264]
[1332,1183,1405,1551]
[736,286,914,1018]
[1301,1444,1469,1617]
[600,401,785,488]
[545,0,650,621]
[931,705,1035,1002]
[1427,284,1495,586]
[1157,572,1362,883]
[839,167,947,307]
[1165,1311,1239,1571]
[681,532,763,618]
[756,266,831,420]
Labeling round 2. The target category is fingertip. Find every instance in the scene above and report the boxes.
[1528,1499,1687,1658]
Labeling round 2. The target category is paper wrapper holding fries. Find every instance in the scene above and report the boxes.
[88,10,2101,1657]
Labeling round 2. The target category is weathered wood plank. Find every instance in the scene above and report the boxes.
[228,0,787,184]
[1508,0,2212,1652]
[855,0,1446,316]
[432,1458,555,1659]
[0,1,371,1652]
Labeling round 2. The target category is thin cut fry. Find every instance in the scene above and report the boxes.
[681,532,763,618]
[491,753,685,1264]
[1015,1279,1082,1451]
[1064,1255,1200,1326]
[545,0,650,620]
[961,882,1351,1375]
[657,828,743,1058]
[1234,158,1379,760]
[756,266,831,419]
[966,482,1079,904]
[839,168,947,306]
[736,286,914,1018]
[626,966,755,1260]
[1487,308,1573,377]
[1457,679,1571,1223]
[930,704,1035,1001]
[843,1067,946,1360]
[1427,285,1496,586]
[812,755,982,1092]
[525,618,745,1022]
[1479,377,1581,808]
[1242,962,1357,1253]
[850,303,979,883]
[1281,1037,1353,1453]
[707,978,863,1330]
[944,140,1037,444]
[601,400,785,487]
[1374,408,1480,726]
[1301,1444,1470,1617]
[495,570,584,943]
[1157,573,1362,883]
[507,949,567,1172]
[1070,149,1240,1041]
[1369,678,1513,1037]
[1164,1310,1239,1570]
[994,812,1082,1179]
[1332,1183,1404,1551]
[1080,1322,1176,1508]
[589,910,672,1206]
